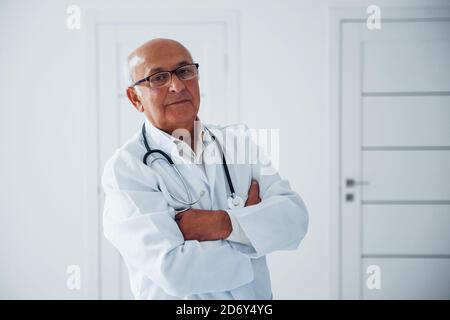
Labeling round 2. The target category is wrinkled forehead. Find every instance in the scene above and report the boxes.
[130,42,193,79]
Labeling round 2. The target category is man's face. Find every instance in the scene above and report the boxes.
[127,40,200,133]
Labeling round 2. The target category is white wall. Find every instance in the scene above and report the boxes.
[0,0,446,299]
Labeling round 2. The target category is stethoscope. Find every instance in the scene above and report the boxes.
[141,122,245,209]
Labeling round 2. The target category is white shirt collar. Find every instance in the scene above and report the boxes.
[144,116,213,163]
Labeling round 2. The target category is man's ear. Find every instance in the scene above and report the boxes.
[126,87,144,112]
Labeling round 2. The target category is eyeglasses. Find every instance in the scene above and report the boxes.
[130,63,199,89]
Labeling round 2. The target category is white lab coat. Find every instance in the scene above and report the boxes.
[101,118,309,299]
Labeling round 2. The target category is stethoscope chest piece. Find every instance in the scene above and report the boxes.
[227,194,244,209]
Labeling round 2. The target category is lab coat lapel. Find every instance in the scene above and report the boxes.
[167,147,210,201]
[203,126,228,206]
[204,159,217,205]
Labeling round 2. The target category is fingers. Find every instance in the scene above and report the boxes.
[248,179,260,196]
[245,179,261,207]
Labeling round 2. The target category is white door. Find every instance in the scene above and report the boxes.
[95,13,239,299]
[340,13,450,299]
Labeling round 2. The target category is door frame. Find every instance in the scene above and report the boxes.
[84,10,240,299]
[329,6,450,300]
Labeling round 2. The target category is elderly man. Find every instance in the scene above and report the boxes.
[102,38,308,300]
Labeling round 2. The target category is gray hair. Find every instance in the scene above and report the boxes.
[124,54,144,94]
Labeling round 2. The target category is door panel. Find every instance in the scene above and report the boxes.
[362,258,450,299]
[363,40,450,92]
[363,96,450,147]
[362,150,450,201]
[362,205,450,255]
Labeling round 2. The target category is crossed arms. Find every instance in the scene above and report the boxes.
[174,180,261,241]
[102,141,308,297]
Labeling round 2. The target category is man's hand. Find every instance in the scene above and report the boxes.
[245,179,261,206]
[175,209,231,241]
[175,180,261,241]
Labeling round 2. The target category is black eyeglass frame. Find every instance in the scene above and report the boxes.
[129,63,200,88]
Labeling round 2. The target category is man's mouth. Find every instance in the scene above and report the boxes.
[167,100,191,106]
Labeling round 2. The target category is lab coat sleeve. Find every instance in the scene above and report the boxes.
[226,129,309,259]
[101,153,254,297]
[225,212,252,245]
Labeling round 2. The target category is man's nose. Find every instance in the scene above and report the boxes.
[168,74,186,93]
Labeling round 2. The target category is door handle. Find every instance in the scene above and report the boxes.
[346,178,370,187]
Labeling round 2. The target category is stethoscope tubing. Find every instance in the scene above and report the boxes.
[141,122,237,207]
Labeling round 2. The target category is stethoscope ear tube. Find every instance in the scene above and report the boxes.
[143,149,174,165]
[211,134,236,196]
[142,124,174,165]
[209,130,244,208]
